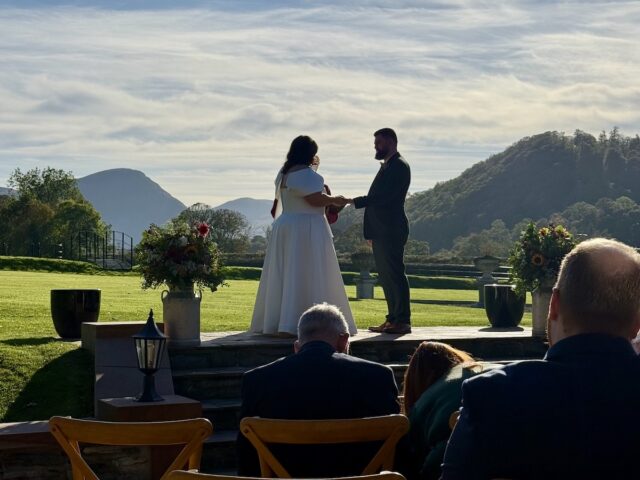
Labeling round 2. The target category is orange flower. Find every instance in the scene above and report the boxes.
[531,253,545,266]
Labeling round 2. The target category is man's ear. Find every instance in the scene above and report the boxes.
[548,288,560,321]
[627,314,640,340]
[336,334,349,354]
[547,288,561,346]
[294,340,301,354]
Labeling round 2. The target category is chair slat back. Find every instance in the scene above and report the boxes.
[240,415,409,478]
[49,416,212,480]
[168,470,406,480]
[448,410,460,430]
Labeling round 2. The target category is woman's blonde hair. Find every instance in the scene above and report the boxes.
[402,341,474,413]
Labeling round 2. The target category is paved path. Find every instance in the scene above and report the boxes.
[199,326,534,346]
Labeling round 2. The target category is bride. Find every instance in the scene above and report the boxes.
[250,135,357,337]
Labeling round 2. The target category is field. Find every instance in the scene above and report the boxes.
[0,270,531,422]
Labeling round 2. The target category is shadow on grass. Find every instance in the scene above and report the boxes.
[410,299,477,307]
[0,337,62,347]
[3,347,94,422]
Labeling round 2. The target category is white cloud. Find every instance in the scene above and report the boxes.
[0,1,639,207]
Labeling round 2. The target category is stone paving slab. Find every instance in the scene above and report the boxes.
[194,326,535,347]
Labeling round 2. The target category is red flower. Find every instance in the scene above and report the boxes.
[197,222,210,237]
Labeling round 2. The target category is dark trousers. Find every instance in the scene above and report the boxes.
[372,236,411,325]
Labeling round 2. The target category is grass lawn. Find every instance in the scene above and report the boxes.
[0,270,531,422]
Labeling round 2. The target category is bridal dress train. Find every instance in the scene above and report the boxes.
[250,167,357,336]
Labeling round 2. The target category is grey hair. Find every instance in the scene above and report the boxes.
[297,303,348,343]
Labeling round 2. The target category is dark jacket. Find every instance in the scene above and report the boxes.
[237,341,400,477]
[353,153,410,241]
[441,334,640,480]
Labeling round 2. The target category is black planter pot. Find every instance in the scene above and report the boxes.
[50,289,101,339]
[484,284,525,328]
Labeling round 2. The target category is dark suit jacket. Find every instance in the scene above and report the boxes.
[441,334,640,480]
[237,341,400,477]
[353,153,411,241]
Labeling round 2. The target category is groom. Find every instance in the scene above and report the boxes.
[350,128,412,334]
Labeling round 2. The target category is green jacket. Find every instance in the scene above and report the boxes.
[408,363,500,480]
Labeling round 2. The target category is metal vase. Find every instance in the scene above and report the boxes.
[161,288,202,347]
[531,288,552,338]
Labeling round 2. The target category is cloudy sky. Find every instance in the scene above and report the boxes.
[1,1,639,207]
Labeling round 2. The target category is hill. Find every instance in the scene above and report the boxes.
[0,187,16,197]
[213,197,273,234]
[406,130,640,250]
[77,168,186,243]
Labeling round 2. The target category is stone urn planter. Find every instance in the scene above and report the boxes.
[161,286,202,347]
[473,255,501,307]
[484,284,525,328]
[531,279,555,338]
[351,250,377,299]
[50,289,101,339]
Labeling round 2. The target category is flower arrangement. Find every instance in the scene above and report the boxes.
[508,222,576,294]
[135,220,225,292]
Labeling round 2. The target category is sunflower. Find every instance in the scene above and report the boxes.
[531,253,545,266]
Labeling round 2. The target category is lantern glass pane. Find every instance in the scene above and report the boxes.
[135,338,146,369]
[145,341,158,369]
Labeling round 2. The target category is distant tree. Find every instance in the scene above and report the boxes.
[175,204,250,253]
[451,220,512,259]
[0,197,54,255]
[333,222,366,254]
[404,239,430,256]
[1,167,107,257]
[8,167,82,206]
[249,235,268,254]
[50,199,109,241]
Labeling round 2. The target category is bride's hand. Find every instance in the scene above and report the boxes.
[332,196,348,207]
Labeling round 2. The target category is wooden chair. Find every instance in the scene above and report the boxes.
[167,470,406,480]
[239,415,410,478]
[448,410,460,430]
[48,416,212,480]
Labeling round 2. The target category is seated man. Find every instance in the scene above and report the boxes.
[237,302,400,477]
[441,238,640,480]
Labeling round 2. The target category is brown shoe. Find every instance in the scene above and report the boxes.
[382,323,412,335]
[368,321,392,333]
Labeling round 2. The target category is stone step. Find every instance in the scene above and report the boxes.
[201,430,238,472]
[173,367,249,400]
[201,399,242,431]
[173,362,410,403]
[169,343,295,370]
[168,330,547,371]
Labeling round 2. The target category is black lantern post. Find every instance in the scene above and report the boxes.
[132,309,166,402]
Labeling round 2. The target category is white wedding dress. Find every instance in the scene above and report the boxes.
[250,167,357,336]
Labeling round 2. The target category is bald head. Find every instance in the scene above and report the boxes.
[553,238,640,338]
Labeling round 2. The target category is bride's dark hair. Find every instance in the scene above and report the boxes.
[282,136,318,174]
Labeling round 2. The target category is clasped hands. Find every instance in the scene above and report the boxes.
[332,195,353,207]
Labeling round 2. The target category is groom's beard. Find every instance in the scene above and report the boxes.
[375,148,387,160]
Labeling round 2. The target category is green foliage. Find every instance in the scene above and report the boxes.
[0,167,107,256]
[175,204,250,253]
[508,222,576,294]
[406,129,640,251]
[135,221,225,292]
[8,167,83,205]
